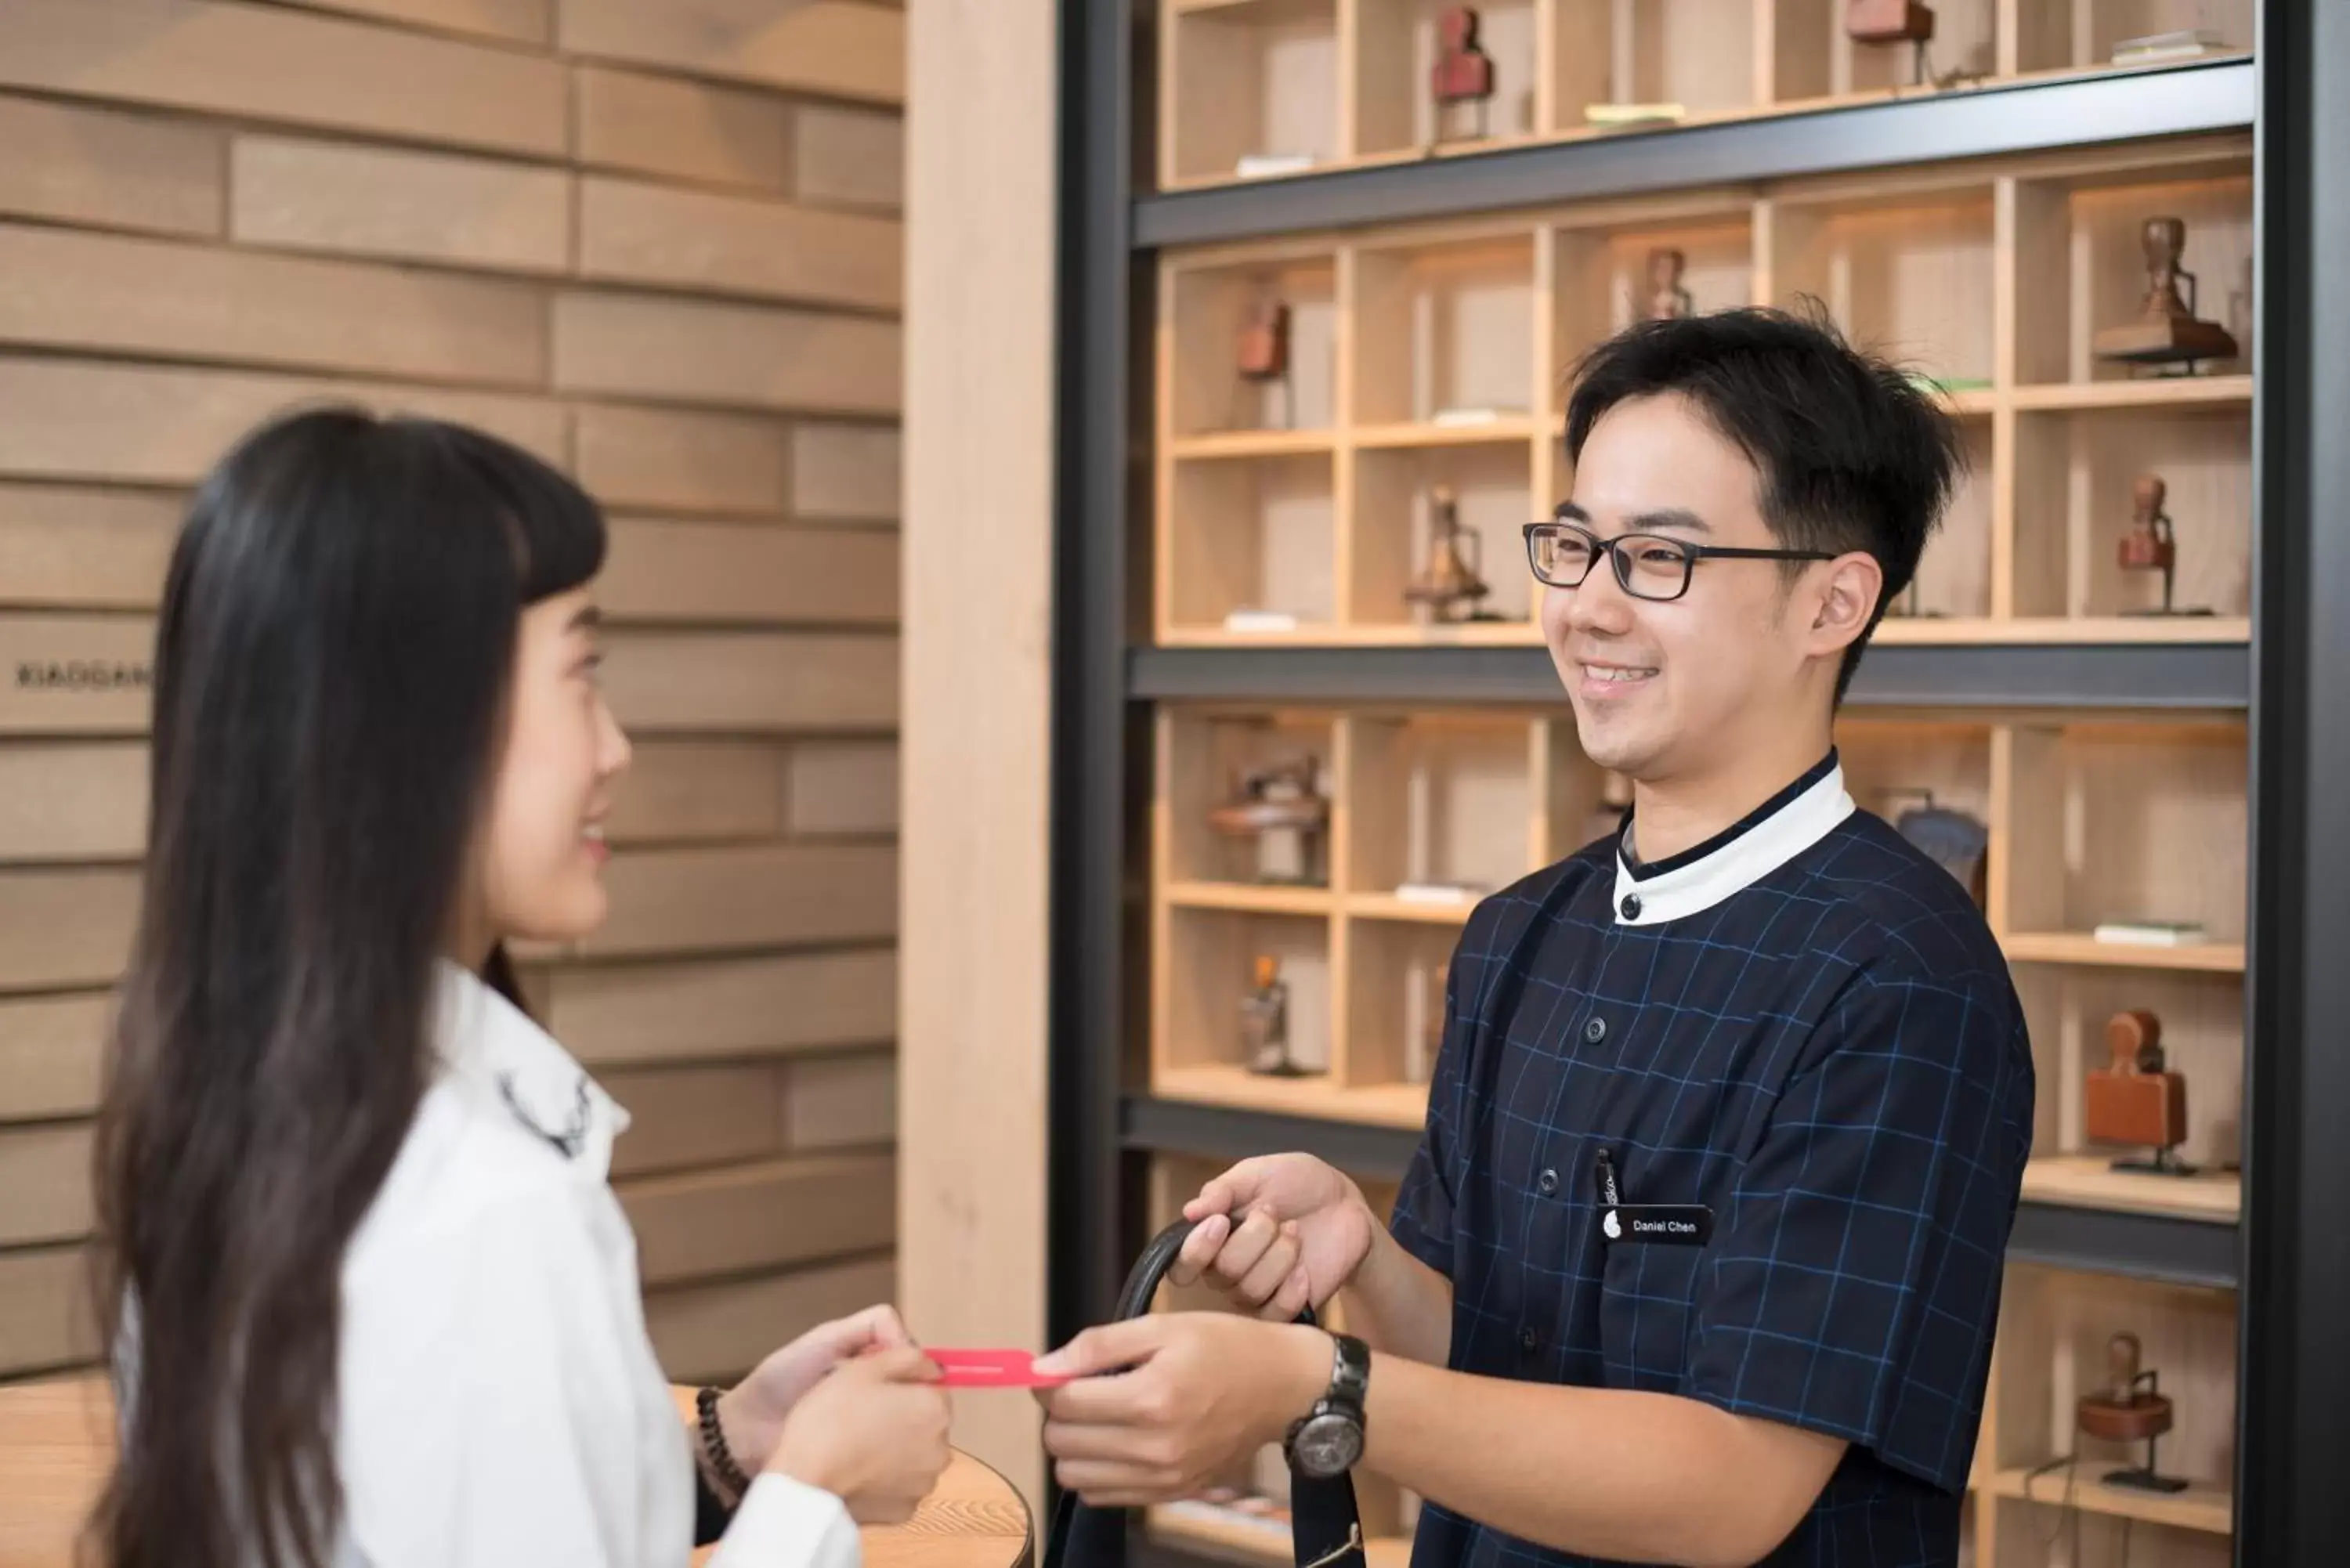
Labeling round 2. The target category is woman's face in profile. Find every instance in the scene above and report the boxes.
[478,585,632,945]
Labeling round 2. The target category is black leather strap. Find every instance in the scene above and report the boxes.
[1042,1219,1368,1568]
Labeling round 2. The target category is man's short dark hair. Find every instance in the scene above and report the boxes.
[1562,304,1966,703]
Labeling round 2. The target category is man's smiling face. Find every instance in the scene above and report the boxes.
[1542,392,1838,782]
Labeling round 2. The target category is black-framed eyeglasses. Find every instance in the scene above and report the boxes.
[1521,518,1835,603]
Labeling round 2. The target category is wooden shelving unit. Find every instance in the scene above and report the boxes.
[1041,2,2350,1560]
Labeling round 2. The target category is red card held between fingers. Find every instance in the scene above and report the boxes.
[927,1349,1071,1389]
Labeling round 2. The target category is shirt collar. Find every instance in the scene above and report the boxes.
[1612,752,1854,927]
[432,958,629,1179]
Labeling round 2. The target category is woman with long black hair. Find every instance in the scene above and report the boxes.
[89,408,949,1568]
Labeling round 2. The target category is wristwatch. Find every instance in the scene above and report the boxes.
[1283,1331,1370,1479]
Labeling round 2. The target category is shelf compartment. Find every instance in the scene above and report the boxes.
[1570,0,1759,123]
[1169,251,1341,439]
[2012,153,2252,389]
[1344,712,1538,901]
[1353,0,1540,159]
[1987,1266,2238,1548]
[1159,909,1337,1083]
[1163,0,1340,187]
[1345,916,1463,1089]
[1766,184,1998,390]
[1994,720,2247,956]
[2012,0,2254,76]
[1883,408,1994,623]
[1162,708,1338,889]
[1835,716,1995,905]
[2010,401,2251,623]
[1348,443,1538,630]
[1549,205,1755,386]
[2012,963,2243,1180]
[1784,0,2001,103]
[1350,231,1540,428]
[1162,450,1340,637]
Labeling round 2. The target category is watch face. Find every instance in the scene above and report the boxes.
[1293,1411,1365,1478]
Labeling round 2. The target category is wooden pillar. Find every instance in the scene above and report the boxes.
[901,0,1056,1514]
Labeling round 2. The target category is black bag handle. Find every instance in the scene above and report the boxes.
[1039,1219,1368,1568]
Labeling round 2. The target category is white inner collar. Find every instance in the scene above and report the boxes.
[434,959,630,1176]
[1612,763,1856,927]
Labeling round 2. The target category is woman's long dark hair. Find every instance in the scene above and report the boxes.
[90,408,606,1568]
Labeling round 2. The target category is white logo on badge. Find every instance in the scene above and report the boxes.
[1603,1209,1621,1240]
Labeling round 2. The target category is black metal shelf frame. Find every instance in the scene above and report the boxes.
[1130,642,2252,710]
[1054,5,2350,1561]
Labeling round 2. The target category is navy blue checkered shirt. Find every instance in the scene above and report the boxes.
[1390,751,2034,1567]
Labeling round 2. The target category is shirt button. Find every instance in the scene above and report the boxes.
[1584,1016,1607,1045]
[1520,1327,1539,1355]
[1537,1167,1560,1196]
[1621,892,1643,919]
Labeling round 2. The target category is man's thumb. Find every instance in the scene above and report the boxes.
[1032,1317,1162,1378]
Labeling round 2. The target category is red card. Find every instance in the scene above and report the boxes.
[927,1349,1070,1389]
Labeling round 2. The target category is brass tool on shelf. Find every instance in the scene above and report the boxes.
[2086,1010,2196,1176]
[1430,6,1495,146]
[2077,1331,2192,1494]
[1644,248,1693,321]
[2117,473,2211,616]
[1209,757,1330,886]
[2095,216,2241,374]
[1404,486,1499,623]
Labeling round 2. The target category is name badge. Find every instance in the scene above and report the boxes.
[1600,1205,1713,1245]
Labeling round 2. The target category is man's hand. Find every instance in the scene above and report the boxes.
[717,1304,913,1474]
[1171,1154,1379,1319]
[1034,1313,1332,1508]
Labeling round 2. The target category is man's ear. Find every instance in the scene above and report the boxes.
[1808,552,1884,654]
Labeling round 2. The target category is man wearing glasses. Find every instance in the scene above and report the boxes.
[1034,307,2036,1568]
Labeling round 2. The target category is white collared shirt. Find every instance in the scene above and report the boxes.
[321,961,859,1568]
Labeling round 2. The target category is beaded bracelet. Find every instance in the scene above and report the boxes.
[696,1386,753,1504]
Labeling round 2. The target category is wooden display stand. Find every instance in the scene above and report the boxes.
[1158,0,2255,192]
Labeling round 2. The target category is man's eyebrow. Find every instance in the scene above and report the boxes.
[1550,502,1712,535]
[1628,508,1710,535]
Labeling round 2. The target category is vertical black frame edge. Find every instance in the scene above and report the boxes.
[1048,0,1134,1365]
[1050,4,1153,1554]
[1048,0,1119,1344]
[2243,2,2350,1563]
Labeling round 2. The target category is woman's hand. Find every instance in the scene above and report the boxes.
[768,1346,954,1524]
[717,1305,913,1475]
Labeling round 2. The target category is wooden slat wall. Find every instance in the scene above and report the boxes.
[0,0,906,1387]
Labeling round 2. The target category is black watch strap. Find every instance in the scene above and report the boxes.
[1325,1331,1370,1414]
